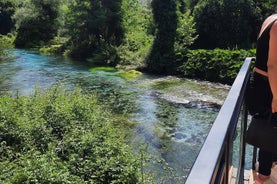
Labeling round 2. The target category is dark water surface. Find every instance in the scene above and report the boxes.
[0,49,232,183]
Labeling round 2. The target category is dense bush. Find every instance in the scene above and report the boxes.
[0,33,14,58]
[179,49,256,84]
[0,86,141,183]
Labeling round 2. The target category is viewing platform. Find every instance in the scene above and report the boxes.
[239,165,277,184]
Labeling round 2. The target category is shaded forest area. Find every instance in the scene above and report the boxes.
[0,0,276,83]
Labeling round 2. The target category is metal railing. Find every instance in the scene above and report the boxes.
[185,57,255,184]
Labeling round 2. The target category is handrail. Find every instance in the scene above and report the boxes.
[185,57,255,184]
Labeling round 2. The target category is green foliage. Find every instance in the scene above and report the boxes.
[146,0,178,74]
[0,86,141,183]
[3,0,276,78]
[39,44,62,55]
[221,0,261,48]
[193,0,261,49]
[0,33,14,58]
[186,0,199,10]
[174,6,197,63]
[179,49,256,84]
[13,0,61,48]
[39,36,69,55]
[0,0,17,35]
[117,0,154,66]
[1,151,82,183]
[254,0,276,19]
[90,44,120,66]
[193,0,221,48]
[146,0,197,75]
[65,0,124,63]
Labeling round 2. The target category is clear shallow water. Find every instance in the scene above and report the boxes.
[0,49,231,183]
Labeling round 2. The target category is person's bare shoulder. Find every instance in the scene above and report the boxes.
[267,14,277,22]
[271,20,277,35]
[269,19,277,60]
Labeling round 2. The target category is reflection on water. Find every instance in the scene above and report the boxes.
[0,49,230,183]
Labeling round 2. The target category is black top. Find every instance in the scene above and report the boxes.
[255,19,277,72]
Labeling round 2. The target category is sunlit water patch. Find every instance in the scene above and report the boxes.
[130,91,219,181]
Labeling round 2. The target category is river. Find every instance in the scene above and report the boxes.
[0,49,231,183]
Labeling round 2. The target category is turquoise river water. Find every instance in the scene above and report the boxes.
[0,49,238,183]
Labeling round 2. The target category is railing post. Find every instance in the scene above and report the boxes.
[237,102,249,183]
[252,148,258,170]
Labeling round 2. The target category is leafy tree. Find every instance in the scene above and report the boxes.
[221,0,261,48]
[193,0,223,49]
[65,0,124,64]
[146,0,178,74]
[254,0,276,19]
[117,0,154,66]
[174,2,197,64]
[146,0,196,74]
[249,0,277,41]
[13,0,61,48]
[193,0,261,49]
[0,0,17,35]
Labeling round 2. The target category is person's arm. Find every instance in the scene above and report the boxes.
[267,21,277,113]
